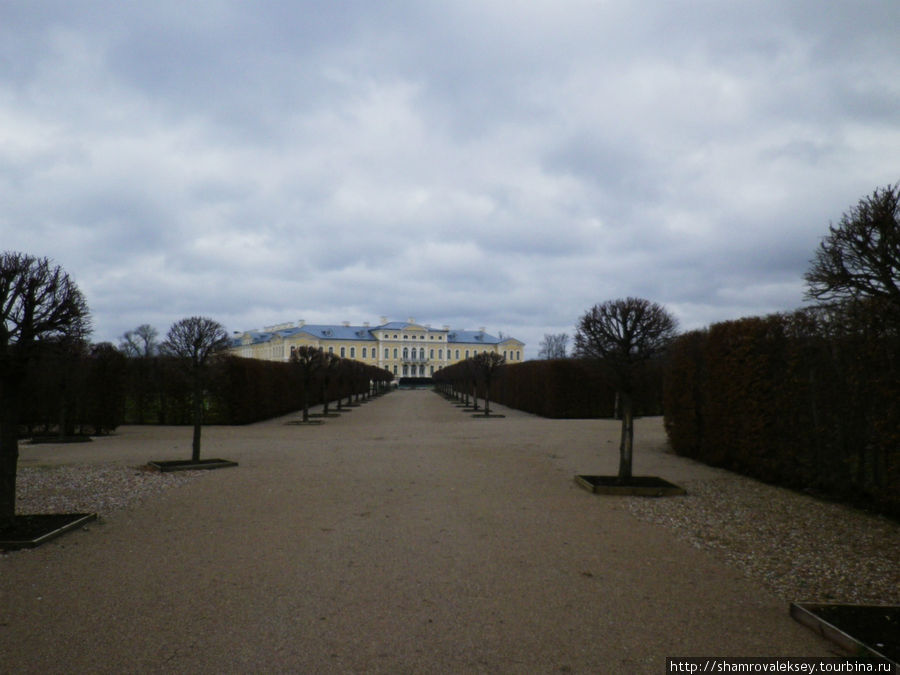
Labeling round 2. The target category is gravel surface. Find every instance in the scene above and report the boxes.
[14,464,209,517]
[0,399,845,670]
[13,452,898,608]
[626,476,900,605]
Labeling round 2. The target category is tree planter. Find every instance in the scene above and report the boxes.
[575,475,686,496]
[790,603,898,666]
[285,419,324,426]
[29,435,93,444]
[308,412,340,418]
[148,459,238,472]
[0,513,97,551]
[472,413,506,418]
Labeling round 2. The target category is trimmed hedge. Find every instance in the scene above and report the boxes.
[435,357,664,419]
[663,309,900,518]
[19,352,393,431]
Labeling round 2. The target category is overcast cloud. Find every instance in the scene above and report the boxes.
[2,1,898,357]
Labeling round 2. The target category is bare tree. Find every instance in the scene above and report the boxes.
[291,346,323,423]
[0,253,91,525]
[538,333,569,359]
[162,316,229,462]
[805,183,900,322]
[470,351,505,415]
[119,324,159,357]
[574,298,677,482]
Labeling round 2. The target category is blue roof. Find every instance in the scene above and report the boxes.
[446,330,499,345]
[231,322,521,348]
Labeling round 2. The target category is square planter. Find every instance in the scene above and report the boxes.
[575,475,686,496]
[148,459,238,472]
[790,603,898,665]
[0,513,98,550]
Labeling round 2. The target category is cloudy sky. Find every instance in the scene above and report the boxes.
[2,1,898,357]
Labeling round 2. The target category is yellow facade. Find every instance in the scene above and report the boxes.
[230,319,524,378]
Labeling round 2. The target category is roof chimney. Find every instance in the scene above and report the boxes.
[380,316,388,325]
[297,319,305,327]
[342,321,350,327]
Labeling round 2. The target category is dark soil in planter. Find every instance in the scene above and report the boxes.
[791,603,899,665]
[0,513,97,550]
[285,419,324,425]
[29,434,93,444]
[575,475,686,496]
[308,413,340,418]
[472,413,506,418]
[148,459,238,472]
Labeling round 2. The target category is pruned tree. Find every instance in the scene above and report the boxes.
[291,346,323,423]
[162,316,229,462]
[538,333,569,359]
[574,298,678,482]
[319,351,341,416]
[0,252,91,525]
[805,183,900,324]
[471,351,505,415]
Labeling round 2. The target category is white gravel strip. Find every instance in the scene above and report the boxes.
[13,464,208,517]
[625,475,900,604]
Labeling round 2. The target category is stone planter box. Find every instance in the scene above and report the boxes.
[575,475,686,496]
[790,602,898,665]
[0,513,97,551]
[148,459,238,472]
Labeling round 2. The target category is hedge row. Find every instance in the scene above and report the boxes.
[19,350,393,433]
[434,357,664,419]
[663,309,900,518]
[19,343,128,436]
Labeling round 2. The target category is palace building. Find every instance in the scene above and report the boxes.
[229,318,525,378]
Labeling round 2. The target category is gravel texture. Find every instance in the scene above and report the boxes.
[14,457,897,607]
[14,464,209,517]
[1,395,891,672]
[626,476,900,605]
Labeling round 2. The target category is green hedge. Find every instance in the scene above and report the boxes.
[435,357,664,419]
[19,351,392,431]
[663,309,900,518]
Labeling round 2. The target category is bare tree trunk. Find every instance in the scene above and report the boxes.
[0,384,21,525]
[617,391,634,482]
[191,376,203,462]
[301,379,310,422]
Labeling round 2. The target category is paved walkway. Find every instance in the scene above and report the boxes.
[1,390,832,673]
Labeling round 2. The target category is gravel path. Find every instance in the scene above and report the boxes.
[3,390,895,672]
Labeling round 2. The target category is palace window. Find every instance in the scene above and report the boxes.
[350,347,355,358]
